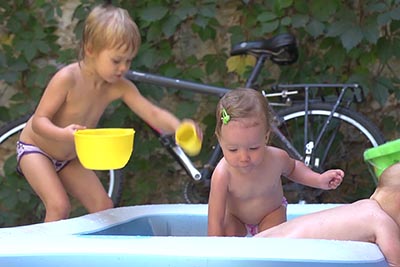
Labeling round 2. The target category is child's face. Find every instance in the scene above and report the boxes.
[219,117,267,172]
[94,45,135,83]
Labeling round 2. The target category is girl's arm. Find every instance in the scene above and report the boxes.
[281,150,344,189]
[207,161,229,236]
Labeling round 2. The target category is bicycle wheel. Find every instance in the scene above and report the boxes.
[0,114,124,225]
[183,144,222,204]
[274,103,385,204]
[183,177,211,204]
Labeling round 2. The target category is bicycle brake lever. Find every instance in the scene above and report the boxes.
[159,134,202,181]
[171,145,202,181]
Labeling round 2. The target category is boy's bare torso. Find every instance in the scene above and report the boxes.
[225,146,290,225]
[20,63,129,160]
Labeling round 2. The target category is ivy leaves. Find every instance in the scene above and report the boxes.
[226,55,256,76]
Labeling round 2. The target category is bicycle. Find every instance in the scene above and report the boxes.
[0,33,385,215]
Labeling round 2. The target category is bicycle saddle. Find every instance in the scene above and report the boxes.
[230,33,298,65]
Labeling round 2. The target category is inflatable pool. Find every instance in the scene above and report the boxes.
[0,204,387,266]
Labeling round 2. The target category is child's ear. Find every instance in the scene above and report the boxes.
[265,132,270,143]
[84,44,95,57]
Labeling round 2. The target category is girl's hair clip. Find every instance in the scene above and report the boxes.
[221,108,230,125]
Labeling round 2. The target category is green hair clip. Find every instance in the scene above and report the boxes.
[221,108,231,125]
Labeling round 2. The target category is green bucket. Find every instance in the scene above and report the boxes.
[364,138,400,180]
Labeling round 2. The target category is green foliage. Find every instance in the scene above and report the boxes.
[0,1,76,121]
[0,0,400,225]
[0,155,43,226]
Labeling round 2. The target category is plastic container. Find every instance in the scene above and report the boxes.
[74,128,135,170]
[175,123,202,156]
[363,138,400,180]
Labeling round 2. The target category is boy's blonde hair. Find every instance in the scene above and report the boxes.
[80,4,141,60]
[215,88,271,138]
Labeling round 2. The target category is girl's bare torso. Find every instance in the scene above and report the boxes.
[226,146,289,225]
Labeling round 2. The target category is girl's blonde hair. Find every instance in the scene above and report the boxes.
[215,88,271,138]
[79,4,141,60]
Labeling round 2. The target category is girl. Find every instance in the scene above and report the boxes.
[208,88,344,236]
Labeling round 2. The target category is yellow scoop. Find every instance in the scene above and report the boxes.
[74,128,135,170]
[175,123,202,156]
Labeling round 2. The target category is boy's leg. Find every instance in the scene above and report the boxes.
[19,153,71,222]
[59,158,114,213]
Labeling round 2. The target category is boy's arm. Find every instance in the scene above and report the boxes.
[207,162,229,236]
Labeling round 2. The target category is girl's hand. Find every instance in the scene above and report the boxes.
[322,169,344,189]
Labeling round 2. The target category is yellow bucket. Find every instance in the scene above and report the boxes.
[74,128,135,170]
